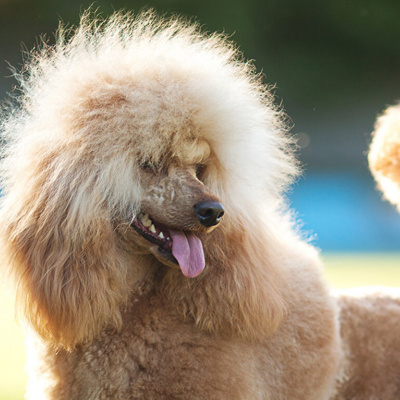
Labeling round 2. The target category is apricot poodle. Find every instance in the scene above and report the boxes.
[369,102,400,209]
[1,11,399,400]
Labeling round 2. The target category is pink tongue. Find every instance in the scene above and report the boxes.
[169,229,205,278]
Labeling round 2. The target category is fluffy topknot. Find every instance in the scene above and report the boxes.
[1,10,297,207]
[369,103,400,209]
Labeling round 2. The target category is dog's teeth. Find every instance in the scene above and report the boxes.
[141,214,152,227]
[142,219,152,228]
[149,224,156,233]
[158,232,164,239]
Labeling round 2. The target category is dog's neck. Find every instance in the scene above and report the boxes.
[157,215,294,341]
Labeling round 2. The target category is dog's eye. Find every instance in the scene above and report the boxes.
[140,161,159,173]
[196,164,206,180]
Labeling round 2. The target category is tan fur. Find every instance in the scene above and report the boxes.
[1,11,399,400]
[369,103,400,209]
[333,288,400,400]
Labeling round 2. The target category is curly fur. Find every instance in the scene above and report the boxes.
[1,10,400,400]
[369,103,400,209]
[0,11,297,348]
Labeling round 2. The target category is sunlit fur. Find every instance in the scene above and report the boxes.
[369,103,400,209]
[0,11,351,399]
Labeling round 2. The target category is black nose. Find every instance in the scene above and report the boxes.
[194,201,225,227]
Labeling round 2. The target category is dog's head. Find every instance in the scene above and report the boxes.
[369,103,400,210]
[0,12,297,349]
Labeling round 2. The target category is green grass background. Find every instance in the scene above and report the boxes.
[1,253,400,400]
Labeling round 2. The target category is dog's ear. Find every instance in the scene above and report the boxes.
[0,158,133,350]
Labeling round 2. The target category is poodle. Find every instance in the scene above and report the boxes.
[1,11,400,400]
[369,102,400,209]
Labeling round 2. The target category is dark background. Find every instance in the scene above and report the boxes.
[1,0,400,251]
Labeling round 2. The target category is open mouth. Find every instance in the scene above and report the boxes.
[131,212,173,251]
[131,212,205,278]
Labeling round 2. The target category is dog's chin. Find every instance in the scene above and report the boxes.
[149,245,181,270]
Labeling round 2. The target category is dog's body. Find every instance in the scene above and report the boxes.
[1,12,399,400]
[335,289,400,399]
[27,266,338,399]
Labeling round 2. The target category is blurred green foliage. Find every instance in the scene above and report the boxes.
[1,0,400,168]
